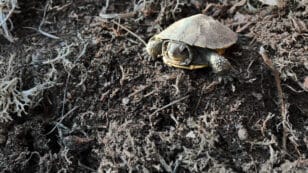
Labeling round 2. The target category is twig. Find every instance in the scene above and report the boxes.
[149,95,189,118]
[282,84,304,93]
[38,0,60,39]
[128,85,149,97]
[261,112,275,136]
[229,0,247,14]
[110,19,147,46]
[100,0,110,14]
[259,46,288,151]
[78,161,97,172]
[24,0,60,39]
[172,73,182,95]
[172,155,182,173]
[172,0,184,19]
[99,12,136,19]
[236,22,254,33]
[76,39,89,86]
[193,80,219,114]
[45,106,79,135]
[159,154,172,172]
[0,8,14,42]
[0,0,17,27]
[119,65,127,86]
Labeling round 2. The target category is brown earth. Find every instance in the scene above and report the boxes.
[0,0,307,172]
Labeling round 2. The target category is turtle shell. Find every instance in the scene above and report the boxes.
[156,14,238,50]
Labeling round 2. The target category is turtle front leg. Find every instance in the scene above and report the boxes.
[205,50,231,74]
[146,36,163,58]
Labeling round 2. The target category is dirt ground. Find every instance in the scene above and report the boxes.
[0,0,307,172]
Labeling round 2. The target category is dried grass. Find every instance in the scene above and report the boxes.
[0,0,18,42]
[0,54,54,122]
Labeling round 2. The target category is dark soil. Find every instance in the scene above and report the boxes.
[0,0,307,172]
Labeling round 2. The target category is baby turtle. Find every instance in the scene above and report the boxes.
[146,14,237,73]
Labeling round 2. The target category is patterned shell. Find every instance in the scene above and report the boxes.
[156,14,238,49]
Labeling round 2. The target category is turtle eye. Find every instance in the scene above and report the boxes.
[178,44,187,53]
[178,45,190,58]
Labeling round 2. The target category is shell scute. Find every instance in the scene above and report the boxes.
[156,14,238,49]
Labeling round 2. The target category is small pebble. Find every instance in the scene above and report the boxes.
[238,127,248,140]
[186,131,196,138]
[252,92,263,100]
[122,97,130,105]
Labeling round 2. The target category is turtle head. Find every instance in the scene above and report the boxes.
[162,41,193,66]
[207,52,231,74]
[146,36,163,58]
